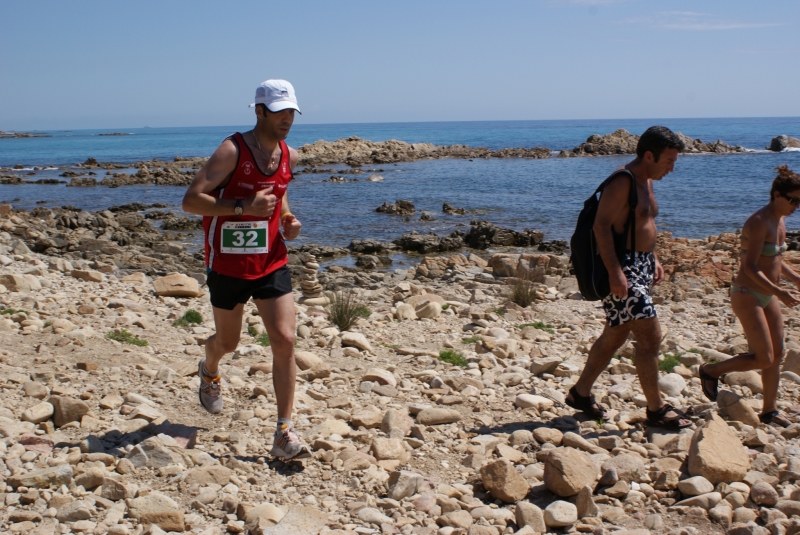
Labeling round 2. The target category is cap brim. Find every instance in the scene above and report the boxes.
[267,101,301,114]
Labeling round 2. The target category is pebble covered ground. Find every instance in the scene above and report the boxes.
[4,203,800,535]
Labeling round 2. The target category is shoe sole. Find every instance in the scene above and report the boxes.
[270,447,312,461]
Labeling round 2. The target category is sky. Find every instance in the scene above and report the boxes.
[1,0,798,130]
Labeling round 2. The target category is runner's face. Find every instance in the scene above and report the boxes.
[650,148,678,180]
[265,109,295,140]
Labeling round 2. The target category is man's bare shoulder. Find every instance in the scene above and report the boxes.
[287,145,299,170]
[210,138,238,163]
[600,172,633,201]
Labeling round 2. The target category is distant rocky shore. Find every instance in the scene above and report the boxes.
[0,131,51,139]
[2,130,797,188]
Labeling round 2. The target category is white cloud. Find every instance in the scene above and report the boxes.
[617,11,784,31]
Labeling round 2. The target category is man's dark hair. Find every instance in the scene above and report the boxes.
[256,104,270,116]
[636,126,685,162]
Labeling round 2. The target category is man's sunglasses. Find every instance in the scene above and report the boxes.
[782,192,800,207]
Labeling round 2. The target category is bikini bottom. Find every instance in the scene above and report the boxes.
[730,284,773,308]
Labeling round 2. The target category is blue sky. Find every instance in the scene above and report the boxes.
[1,0,798,130]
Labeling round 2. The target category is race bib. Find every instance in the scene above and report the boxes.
[220,221,269,254]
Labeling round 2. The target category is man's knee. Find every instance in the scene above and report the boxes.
[630,319,661,349]
[593,324,630,349]
[269,326,296,352]
[211,332,241,354]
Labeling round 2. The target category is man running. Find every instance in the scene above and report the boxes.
[182,79,310,459]
[567,126,691,429]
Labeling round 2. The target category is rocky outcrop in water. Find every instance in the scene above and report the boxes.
[0,130,51,138]
[349,239,397,255]
[559,129,747,158]
[443,202,466,215]
[768,135,800,152]
[297,136,552,167]
[376,200,415,216]
[464,220,547,249]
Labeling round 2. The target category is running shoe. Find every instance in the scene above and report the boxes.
[197,359,223,414]
[270,422,311,460]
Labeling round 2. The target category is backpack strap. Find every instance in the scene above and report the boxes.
[623,170,638,253]
[600,169,638,253]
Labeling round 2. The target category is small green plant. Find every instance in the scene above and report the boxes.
[247,325,258,336]
[441,303,450,310]
[659,352,683,372]
[517,321,554,334]
[381,342,399,349]
[43,321,52,328]
[462,336,483,344]
[439,349,468,367]
[173,309,203,328]
[687,348,700,354]
[511,275,538,307]
[493,307,507,316]
[708,356,720,364]
[595,417,606,427]
[327,286,369,331]
[0,308,26,315]
[106,328,148,347]
[254,333,271,347]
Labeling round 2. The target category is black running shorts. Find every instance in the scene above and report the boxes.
[207,266,293,310]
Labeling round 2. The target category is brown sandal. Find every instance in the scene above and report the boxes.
[699,364,718,402]
[565,386,608,420]
[760,411,791,428]
[646,403,692,429]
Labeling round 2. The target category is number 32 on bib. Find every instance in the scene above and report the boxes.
[220,221,269,254]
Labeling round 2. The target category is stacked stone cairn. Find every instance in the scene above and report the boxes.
[299,255,328,306]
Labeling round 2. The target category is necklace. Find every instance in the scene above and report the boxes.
[254,134,277,168]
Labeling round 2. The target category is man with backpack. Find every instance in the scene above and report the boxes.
[567,126,690,428]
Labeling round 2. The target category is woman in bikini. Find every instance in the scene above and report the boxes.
[700,165,800,427]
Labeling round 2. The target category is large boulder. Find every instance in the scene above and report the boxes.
[152,273,202,297]
[49,396,89,428]
[8,465,73,489]
[688,414,750,484]
[480,459,529,503]
[717,390,760,427]
[128,491,185,532]
[544,447,598,497]
[768,135,800,152]
[0,274,32,292]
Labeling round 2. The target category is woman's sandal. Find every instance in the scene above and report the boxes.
[646,403,692,429]
[760,411,792,428]
[565,386,608,420]
[698,364,719,402]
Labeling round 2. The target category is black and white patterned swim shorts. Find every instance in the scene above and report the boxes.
[602,251,657,326]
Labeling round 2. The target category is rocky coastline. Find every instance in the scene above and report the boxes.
[5,200,800,534]
[3,129,796,190]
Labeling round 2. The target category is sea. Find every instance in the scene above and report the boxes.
[2,117,800,259]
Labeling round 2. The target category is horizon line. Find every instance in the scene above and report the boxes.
[3,114,800,134]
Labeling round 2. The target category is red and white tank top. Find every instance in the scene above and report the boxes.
[203,132,292,279]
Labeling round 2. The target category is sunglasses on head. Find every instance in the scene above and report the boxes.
[782,192,800,206]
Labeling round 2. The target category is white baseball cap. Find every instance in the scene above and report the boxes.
[248,79,301,114]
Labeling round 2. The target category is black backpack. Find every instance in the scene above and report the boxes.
[570,169,638,301]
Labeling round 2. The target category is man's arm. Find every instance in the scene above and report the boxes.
[182,139,277,218]
[281,147,302,240]
[593,175,630,298]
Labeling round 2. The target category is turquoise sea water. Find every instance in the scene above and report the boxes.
[1,118,799,248]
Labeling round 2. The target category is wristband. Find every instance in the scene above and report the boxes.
[281,212,293,221]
